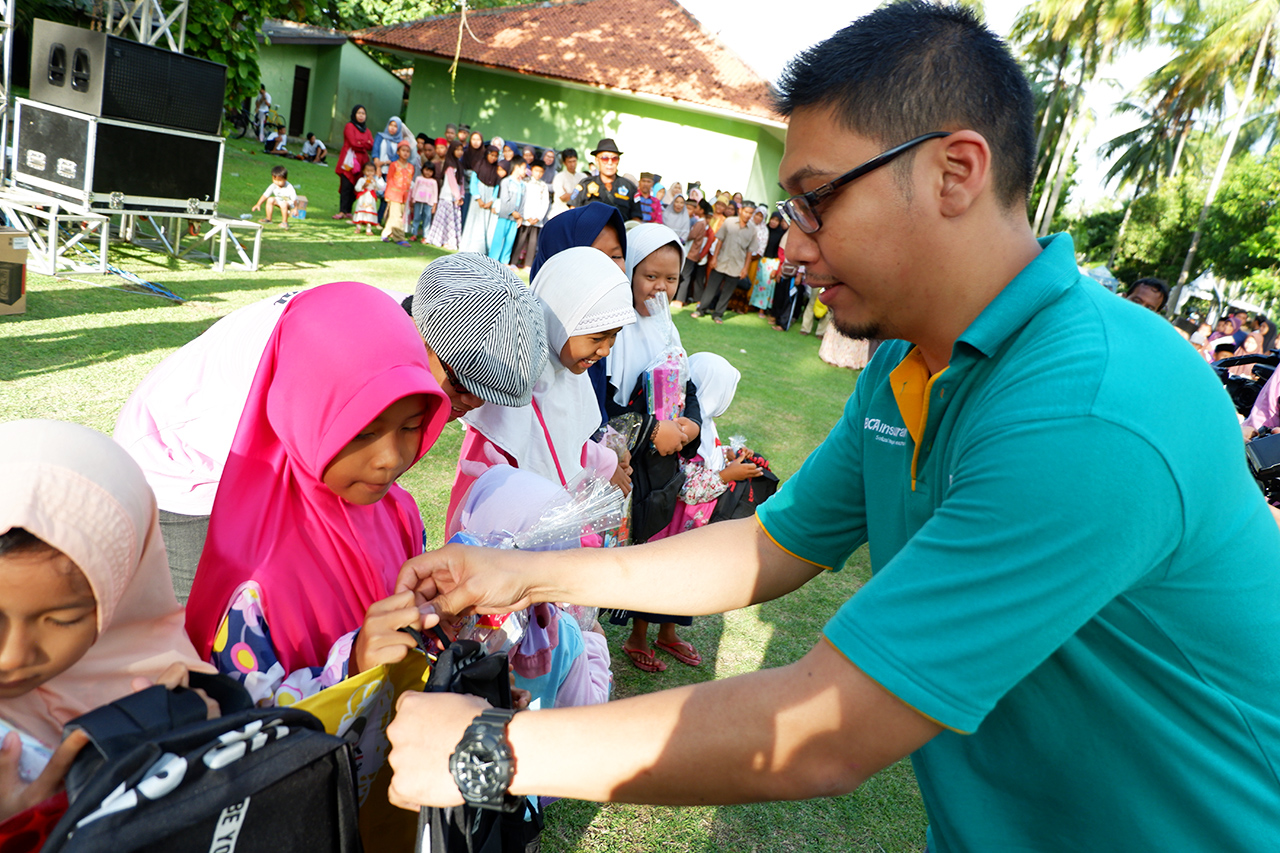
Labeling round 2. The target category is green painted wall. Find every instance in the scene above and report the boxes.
[405,57,786,204]
[257,41,405,148]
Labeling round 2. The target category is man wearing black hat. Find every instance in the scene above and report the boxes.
[575,138,639,219]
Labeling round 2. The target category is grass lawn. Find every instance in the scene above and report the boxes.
[0,136,928,852]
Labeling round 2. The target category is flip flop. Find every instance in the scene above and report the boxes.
[623,645,667,672]
[655,638,702,666]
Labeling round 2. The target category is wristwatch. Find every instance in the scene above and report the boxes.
[449,707,520,811]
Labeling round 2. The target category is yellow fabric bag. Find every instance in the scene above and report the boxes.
[813,299,828,319]
[293,649,430,804]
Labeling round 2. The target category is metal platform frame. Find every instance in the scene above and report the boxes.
[0,188,110,275]
[117,212,262,272]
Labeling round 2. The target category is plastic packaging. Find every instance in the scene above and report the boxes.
[640,292,688,419]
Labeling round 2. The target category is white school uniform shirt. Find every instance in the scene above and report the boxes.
[522,179,551,226]
[546,168,579,221]
[263,180,297,203]
[301,138,326,157]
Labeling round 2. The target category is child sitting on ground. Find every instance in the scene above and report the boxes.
[301,132,327,164]
[409,162,437,243]
[251,164,297,229]
[352,162,382,236]
[184,282,451,708]
[0,420,214,830]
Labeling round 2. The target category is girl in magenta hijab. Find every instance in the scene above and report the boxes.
[185,282,450,706]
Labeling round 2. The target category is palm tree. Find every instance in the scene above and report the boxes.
[1014,0,1160,234]
[1170,0,1280,311]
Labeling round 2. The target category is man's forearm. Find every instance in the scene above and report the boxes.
[504,641,938,805]
[524,516,822,616]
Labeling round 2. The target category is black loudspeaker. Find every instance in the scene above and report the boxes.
[13,99,222,215]
[0,265,23,306]
[30,19,226,136]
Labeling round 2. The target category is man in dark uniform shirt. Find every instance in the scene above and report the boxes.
[575,138,638,219]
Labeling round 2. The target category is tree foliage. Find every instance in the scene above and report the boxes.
[186,0,313,110]
[1077,174,1205,284]
[1201,151,1280,296]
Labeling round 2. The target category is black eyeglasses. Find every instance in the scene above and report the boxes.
[441,360,470,396]
[776,132,952,234]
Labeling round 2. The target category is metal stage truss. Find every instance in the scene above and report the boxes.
[105,0,189,53]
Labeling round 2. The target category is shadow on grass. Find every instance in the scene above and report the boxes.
[542,613,728,853]
[1,318,228,379]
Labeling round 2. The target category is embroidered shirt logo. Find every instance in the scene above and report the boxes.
[864,417,909,447]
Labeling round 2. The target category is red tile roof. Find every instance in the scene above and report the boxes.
[352,0,782,124]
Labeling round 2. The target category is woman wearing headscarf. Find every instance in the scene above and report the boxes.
[531,202,629,424]
[459,144,502,254]
[372,117,419,225]
[445,247,637,533]
[333,104,373,219]
[749,210,787,312]
[0,420,212,826]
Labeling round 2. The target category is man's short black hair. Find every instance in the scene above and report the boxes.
[271,165,288,180]
[773,0,1035,208]
[306,132,315,140]
[561,148,578,161]
[1130,277,1170,311]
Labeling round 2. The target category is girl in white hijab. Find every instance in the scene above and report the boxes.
[447,248,636,534]
[0,420,210,822]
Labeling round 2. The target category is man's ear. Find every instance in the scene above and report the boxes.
[935,131,991,218]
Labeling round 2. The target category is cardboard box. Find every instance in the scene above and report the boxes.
[0,228,29,316]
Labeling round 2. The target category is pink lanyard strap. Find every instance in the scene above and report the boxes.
[530,398,568,487]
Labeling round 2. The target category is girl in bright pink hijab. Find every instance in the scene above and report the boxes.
[185,282,450,706]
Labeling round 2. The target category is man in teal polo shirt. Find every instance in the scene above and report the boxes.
[385,3,1280,848]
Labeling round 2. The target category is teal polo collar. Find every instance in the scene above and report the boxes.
[955,233,1080,361]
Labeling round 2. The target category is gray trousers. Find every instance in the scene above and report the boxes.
[158,509,210,605]
[697,269,742,319]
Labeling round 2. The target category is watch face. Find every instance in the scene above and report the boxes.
[451,741,509,801]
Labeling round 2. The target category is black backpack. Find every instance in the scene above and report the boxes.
[415,638,543,853]
[44,674,363,853]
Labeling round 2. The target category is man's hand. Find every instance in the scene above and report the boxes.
[351,591,432,675]
[0,729,90,822]
[396,544,543,619]
[387,692,490,810]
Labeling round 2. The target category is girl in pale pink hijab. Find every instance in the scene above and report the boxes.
[185,282,450,707]
[0,419,210,823]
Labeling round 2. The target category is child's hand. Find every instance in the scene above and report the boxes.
[352,591,423,675]
[0,728,90,822]
[720,457,762,483]
[652,420,687,456]
[131,662,221,720]
[674,417,700,445]
[251,202,260,212]
[609,463,632,496]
